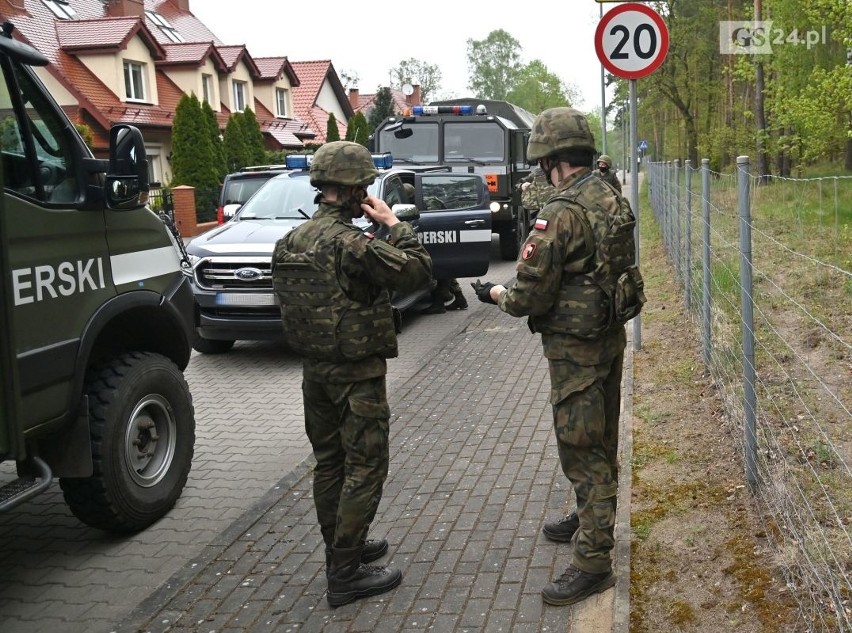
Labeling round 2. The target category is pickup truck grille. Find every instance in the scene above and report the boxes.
[194,257,273,291]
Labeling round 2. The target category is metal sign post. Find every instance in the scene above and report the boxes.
[595,2,669,350]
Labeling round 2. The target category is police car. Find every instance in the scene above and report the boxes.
[184,153,492,354]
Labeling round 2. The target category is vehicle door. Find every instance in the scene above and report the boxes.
[0,45,109,431]
[412,172,491,279]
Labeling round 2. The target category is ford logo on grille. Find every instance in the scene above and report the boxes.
[234,267,263,280]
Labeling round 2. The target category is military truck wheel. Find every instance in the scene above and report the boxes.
[60,352,195,533]
[192,335,235,354]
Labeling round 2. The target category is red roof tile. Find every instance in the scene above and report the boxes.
[3,1,327,149]
[160,42,225,70]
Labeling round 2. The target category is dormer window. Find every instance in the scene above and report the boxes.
[43,0,77,19]
[124,61,146,102]
[232,81,246,112]
[276,88,289,117]
[145,11,185,44]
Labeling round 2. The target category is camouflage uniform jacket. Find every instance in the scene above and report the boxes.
[498,168,626,367]
[519,168,556,211]
[281,203,432,384]
[593,168,622,194]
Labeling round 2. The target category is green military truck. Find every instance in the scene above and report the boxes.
[0,24,196,532]
[371,98,534,260]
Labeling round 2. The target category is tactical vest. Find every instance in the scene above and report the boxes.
[530,176,645,340]
[271,220,398,362]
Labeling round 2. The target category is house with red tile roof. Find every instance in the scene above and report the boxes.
[348,84,423,121]
[0,0,330,185]
[290,60,354,145]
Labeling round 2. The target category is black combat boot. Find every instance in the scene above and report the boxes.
[541,564,615,605]
[324,538,389,574]
[421,291,446,314]
[327,545,402,607]
[446,288,468,310]
[542,511,579,542]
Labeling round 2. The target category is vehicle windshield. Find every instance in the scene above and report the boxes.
[443,121,504,162]
[236,175,318,220]
[378,121,439,162]
[224,178,274,206]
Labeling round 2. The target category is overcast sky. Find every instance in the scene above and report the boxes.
[191,1,615,112]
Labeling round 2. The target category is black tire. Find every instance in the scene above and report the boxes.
[192,335,235,354]
[60,352,195,533]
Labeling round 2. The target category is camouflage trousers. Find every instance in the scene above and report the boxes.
[549,351,624,575]
[303,375,390,549]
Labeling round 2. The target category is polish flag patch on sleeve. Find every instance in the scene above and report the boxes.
[534,218,549,231]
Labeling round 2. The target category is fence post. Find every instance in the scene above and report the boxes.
[684,160,692,312]
[171,185,198,237]
[674,159,682,285]
[701,159,711,368]
[737,156,758,488]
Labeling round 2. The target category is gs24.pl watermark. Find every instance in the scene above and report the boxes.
[720,21,829,54]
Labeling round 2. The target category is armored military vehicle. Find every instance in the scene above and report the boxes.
[0,23,195,532]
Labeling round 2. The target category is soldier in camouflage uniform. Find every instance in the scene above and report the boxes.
[519,166,557,217]
[271,142,432,607]
[471,108,642,606]
[593,154,622,194]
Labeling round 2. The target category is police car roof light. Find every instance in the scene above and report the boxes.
[411,105,474,116]
[372,152,393,170]
[285,154,312,170]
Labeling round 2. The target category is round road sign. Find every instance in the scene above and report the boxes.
[595,3,669,79]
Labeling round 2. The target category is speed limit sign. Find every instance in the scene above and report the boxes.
[595,3,669,79]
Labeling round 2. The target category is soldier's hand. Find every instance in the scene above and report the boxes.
[471,280,497,305]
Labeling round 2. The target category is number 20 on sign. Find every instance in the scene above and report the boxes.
[595,3,669,79]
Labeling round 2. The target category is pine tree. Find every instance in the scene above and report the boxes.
[202,100,226,182]
[346,111,370,147]
[223,112,250,172]
[367,87,396,132]
[171,93,218,189]
[326,112,340,142]
[240,108,266,165]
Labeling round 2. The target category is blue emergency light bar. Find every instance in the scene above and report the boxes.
[411,105,474,116]
[285,152,393,171]
[372,152,393,169]
[285,154,311,169]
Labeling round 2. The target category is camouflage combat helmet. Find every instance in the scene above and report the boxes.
[597,154,613,168]
[527,107,597,162]
[309,141,379,187]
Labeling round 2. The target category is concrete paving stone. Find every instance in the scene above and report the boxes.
[417,571,450,600]
[484,608,516,632]
[493,581,521,608]
[459,596,492,627]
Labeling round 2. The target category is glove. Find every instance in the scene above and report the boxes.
[471,280,497,305]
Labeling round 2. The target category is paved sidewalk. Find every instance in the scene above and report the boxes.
[121,298,633,633]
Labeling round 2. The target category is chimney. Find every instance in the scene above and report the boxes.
[105,0,145,17]
[348,88,360,111]
[409,84,421,106]
[173,0,191,10]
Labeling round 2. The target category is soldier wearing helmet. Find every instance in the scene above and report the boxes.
[471,107,644,606]
[593,154,622,193]
[271,141,432,607]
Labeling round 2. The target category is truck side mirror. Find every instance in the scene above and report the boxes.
[106,125,149,210]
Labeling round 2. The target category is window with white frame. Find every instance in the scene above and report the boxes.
[232,81,246,112]
[145,11,185,43]
[275,88,289,117]
[42,0,77,19]
[202,74,214,105]
[124,61,146,101]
